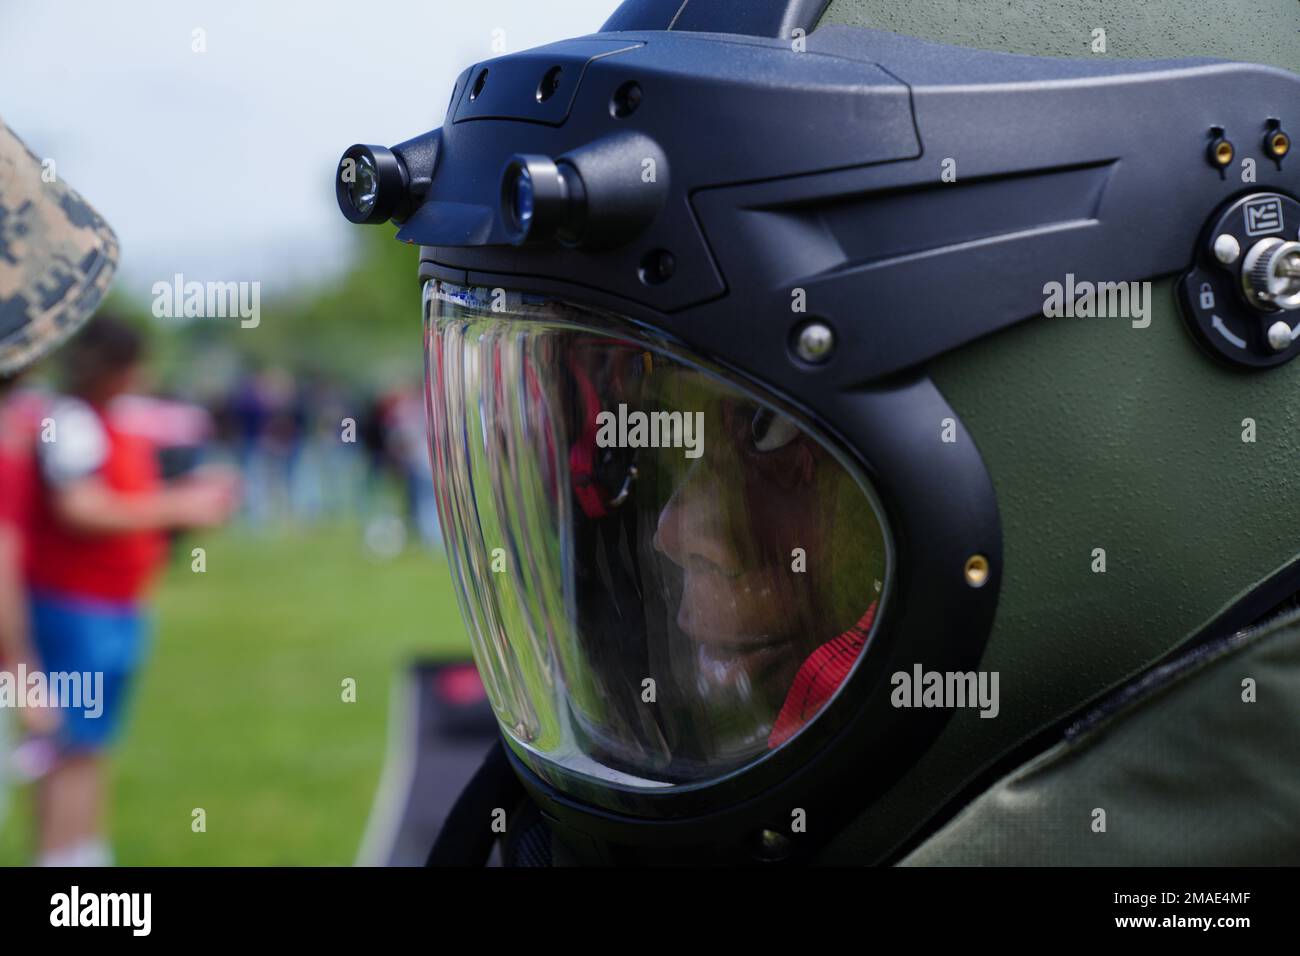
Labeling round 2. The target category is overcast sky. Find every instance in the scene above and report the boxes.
[0,0,616,302]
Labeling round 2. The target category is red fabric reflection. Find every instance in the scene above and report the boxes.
[768,601,878,750]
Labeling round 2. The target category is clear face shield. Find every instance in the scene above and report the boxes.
[424,281,892,798]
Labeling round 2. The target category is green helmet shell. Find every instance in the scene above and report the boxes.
[814,0,1300,863]
[821,0,1299,70]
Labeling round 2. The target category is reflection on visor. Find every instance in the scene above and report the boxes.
[424,281,891,792]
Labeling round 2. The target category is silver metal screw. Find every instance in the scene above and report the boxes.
[795,322,835,363]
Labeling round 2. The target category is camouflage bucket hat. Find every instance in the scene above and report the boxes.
[0,119,118,377]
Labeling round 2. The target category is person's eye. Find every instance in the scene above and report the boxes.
[749,407,801,452]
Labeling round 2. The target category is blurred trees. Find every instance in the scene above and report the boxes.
[108,227,425,396]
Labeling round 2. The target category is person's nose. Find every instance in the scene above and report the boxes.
[653,462,743,575]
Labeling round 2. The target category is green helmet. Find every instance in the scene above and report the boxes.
[824,0,1299,69]
[339,0,1300,865]
[821,0,1300,865]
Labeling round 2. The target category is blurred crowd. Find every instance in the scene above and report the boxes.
[212,367,441,550]
[4,360,442,552]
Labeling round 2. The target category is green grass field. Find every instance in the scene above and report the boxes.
[0,524,470,866]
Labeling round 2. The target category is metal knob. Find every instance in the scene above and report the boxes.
[1242,238,1300,312]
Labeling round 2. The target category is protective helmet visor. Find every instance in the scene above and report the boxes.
[425,281,891,796]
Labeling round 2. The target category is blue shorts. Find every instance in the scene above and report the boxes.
[28,592,150,752]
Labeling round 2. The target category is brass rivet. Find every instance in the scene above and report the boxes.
[964,554,990,588]
[1215,140,1234,166]
[1270,132,1290,158]
[752,829,793,862]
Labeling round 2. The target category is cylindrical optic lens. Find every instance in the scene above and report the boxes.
[511,166,535,234]
[336,144,409,225]
[349,153,379,218]
[500,154,584,245]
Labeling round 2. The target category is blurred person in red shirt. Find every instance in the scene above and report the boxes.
[25,316,240,866]
[2,113,123,839]
[0,390,58,734]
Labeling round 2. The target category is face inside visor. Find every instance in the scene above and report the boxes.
[424,281,891,795]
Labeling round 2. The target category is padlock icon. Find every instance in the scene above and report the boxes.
[1199,283,1216,310]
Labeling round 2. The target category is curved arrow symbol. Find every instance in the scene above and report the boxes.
[1211,315,1247,349]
